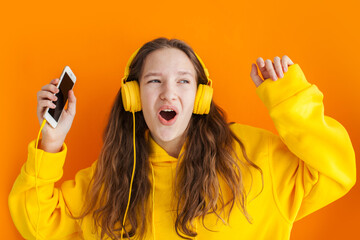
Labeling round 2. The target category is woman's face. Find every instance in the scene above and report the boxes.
[139,48,197,152]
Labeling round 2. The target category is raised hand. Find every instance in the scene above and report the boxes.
[250,55,294,87]
[36,78,77,152]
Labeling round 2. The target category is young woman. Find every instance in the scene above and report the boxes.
[9,37,356,240]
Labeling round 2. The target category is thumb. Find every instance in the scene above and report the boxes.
[66,90,77,116]
[250,64,264,87]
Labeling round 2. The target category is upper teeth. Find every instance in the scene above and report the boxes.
[163,109,174,112]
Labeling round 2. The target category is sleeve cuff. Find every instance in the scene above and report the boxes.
[255,64,312,110]
[25,139,67,180]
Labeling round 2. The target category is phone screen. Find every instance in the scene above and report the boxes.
[48,72,74,121]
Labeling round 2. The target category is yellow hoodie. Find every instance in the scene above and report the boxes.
[9,64,356,240]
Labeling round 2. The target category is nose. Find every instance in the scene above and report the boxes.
[159,81,177,101]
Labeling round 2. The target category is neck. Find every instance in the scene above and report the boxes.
[150,133,186,158]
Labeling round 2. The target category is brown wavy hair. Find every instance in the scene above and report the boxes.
[76,37,263,239]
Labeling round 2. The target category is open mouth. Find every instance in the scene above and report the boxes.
[159,109,177,121]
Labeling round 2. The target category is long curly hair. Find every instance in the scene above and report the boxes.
[76,37,263,239]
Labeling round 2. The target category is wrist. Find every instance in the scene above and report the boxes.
[39,138,65,153]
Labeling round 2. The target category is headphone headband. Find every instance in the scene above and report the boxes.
[121,48,141,84]
[194,52,212,87]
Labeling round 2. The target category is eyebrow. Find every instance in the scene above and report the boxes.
[143,70,193,79]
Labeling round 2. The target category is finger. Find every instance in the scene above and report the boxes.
[37,98,56,126]
[51,78,59,85]
[265,59,277,81]
[250,64,264,87]
[256,57,271,80]
[256,57,266,68]
[37,90,58,102]
[285,55,294,65]
[282,55,294,72]
[38,99,57,109]
[281,56,288,72]
[41,83,60,94]
[274,56,284,78]
[66,90,76,116]
[37,99,56,124]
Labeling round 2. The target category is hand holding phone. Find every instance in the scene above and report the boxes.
[36,66,77,152]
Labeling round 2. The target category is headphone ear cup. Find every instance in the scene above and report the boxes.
[121,81,142,112]
[193,84,213,115]
[202,84,213,114]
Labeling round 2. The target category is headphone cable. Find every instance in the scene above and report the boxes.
[35,119,47,239]
[121,111,137,240]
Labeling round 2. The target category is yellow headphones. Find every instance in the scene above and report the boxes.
[120,47,213,114]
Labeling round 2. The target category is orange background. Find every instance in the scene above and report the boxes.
[1,0,359,239]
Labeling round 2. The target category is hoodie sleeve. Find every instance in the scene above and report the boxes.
[8,139,95,240]
[255,64,356,222]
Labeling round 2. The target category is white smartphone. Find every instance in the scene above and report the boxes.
[43,66,76,128]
